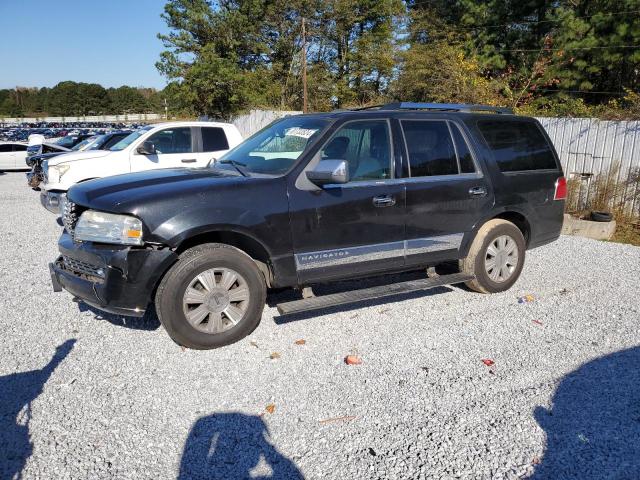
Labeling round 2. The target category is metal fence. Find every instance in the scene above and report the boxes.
[0,113,163,124]
[536,117,640,214]
[231,109,301,138]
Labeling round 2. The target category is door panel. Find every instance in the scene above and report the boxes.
[0,145,15,169]
[130,127,196,171]
[288,119,406,284]
[400,120,494,266]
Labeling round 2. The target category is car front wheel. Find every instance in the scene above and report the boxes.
[155,243,266,349]
[459,219,526,294]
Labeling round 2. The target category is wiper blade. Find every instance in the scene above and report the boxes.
[218,159,250,177]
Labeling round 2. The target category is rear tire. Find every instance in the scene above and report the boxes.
[459,219,526,294]
[155,243,266,350]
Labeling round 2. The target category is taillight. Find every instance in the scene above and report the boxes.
[554,176,567,201]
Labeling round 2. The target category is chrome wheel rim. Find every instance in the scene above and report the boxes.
[484,235,519,283]
[182,267,250,334]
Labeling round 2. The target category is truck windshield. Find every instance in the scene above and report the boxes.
[214,116,328,175]
[109,126,153,151]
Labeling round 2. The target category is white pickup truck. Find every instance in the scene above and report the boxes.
[40,121,243,213]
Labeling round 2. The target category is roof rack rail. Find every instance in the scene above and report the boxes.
[379,102,513,114]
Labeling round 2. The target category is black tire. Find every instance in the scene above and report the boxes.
[155,243,266,350]
[590,211,613,222]
[459,219,526,294]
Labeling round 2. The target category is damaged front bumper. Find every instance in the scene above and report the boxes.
[50,232,178,317]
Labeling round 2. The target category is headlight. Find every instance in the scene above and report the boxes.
[48,164,70,183]
[74,211,144,245]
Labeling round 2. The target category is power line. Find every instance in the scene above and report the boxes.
[496,45,640,53]
[407,3,640,32]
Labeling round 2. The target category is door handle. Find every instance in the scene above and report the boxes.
[181,158,197,163]
[469,186,487,197]
[373,195,396,207]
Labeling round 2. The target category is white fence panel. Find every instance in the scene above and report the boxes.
[232,109,301,138]
[536,117,640,180]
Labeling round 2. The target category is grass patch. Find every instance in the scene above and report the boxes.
[609,224,640,247]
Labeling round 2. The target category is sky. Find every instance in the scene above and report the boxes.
[0,0,170,90]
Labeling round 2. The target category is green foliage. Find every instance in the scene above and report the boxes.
[0,82,165,118]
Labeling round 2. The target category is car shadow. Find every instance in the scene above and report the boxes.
[268,268,457,324]
[76,301,161,331]
[0,339,76,480]
[178,412,304,479]
[529,346,640,479]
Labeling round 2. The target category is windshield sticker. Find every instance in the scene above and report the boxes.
[285,127,317,139]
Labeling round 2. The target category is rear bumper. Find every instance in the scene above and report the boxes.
[40,191,65,214]
[50,232,178,317]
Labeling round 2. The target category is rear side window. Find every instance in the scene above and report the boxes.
[0,145,12,152]
[202,127,229,152]
[401,120,458,176]
[477,120,557,172]
[451,125,476,173]
[12,144,27,152]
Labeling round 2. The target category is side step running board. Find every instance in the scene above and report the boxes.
[276,272,474,316]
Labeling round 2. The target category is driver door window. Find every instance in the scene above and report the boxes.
[132,127,195,171]
[320,120,392,182]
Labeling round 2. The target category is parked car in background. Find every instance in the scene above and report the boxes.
[27,131,132,188]
[40,122,243,213]
[0,142,28,170]
[49,103,566,349]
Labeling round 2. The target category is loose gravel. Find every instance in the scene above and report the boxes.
[1,171,639,480]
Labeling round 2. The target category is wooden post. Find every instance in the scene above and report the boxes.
[302,17,308,113]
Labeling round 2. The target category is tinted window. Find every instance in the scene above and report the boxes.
[0,145,13,152]
[451,125,475,173]
[202,127,229,152]
[320,120,392,182]
[147,127,192,154]
[12,144,27,152]
[477,120,557,172]
[402,121,458,177]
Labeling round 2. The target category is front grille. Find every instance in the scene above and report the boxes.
[61,256,105,280]
[61,198,84,239]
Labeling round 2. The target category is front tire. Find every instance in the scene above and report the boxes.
[155,243,266,349]
[460,219,526,294]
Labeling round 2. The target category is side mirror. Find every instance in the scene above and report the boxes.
[136,141,156,155]
[306,159,349,186]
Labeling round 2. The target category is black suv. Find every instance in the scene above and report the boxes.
[50,103,566,349]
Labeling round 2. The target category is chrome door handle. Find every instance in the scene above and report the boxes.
[181,158,197,163]
[373,195,396,207]
[469,186,487,197]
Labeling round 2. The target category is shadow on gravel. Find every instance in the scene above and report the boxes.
[0,339,76,480]
[76,302,161,331]
[179,412,303,480]
[530,346,640,480]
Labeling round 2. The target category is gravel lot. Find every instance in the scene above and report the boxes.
[1,170,639,480]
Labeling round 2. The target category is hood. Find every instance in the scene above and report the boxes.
[68,167,251,214]
[47,149,113,166]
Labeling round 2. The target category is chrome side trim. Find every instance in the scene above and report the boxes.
[295,241,404,271]
[405,233,464,255]
[295,233,465,271]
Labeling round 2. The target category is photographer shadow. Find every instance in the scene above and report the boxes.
[0,339,76,480]
[530,346,640,479]
[178,412,303,480]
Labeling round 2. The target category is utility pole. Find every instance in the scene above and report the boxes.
[302,17,308,113]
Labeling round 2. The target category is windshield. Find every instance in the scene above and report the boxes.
[56,136,78,148]
[214,116,328,175]
[109,126,152,151]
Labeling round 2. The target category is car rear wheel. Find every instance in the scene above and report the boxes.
[155,243,266,349]
[459,219,526,294]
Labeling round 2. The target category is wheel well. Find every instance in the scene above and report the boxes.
[175,231,273,286]
[492,212,531,245]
